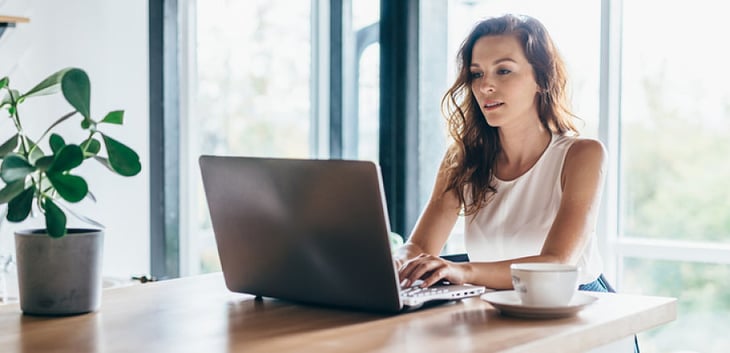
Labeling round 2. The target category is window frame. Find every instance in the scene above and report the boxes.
[149,0,181,280]
[603,0,730,287]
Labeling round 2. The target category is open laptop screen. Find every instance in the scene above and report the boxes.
[199,156,404,312]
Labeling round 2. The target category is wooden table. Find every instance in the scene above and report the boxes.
[0,273,676,353]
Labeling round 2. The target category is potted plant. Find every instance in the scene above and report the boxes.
[0,67,141,315]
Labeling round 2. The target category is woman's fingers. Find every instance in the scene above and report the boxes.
[398,254,448,288]
[419,267,447,288]
[398,254,428,285]
[393,258,404,271]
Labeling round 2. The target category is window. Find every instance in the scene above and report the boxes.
[352,0,381,162]
[356,43,380,162]
[618,1,730,351]
[184,0,380,275]
[185,0,313,274]
[622,259,730,352]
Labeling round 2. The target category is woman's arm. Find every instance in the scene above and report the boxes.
[541,138,607,263]
[393,157,461,269]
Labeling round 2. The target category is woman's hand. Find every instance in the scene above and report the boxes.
[398,253,469,288]
[391,242,426,273]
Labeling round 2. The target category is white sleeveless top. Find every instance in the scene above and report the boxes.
[464,134,602,284]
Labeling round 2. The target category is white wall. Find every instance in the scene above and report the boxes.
[0,0,150,278]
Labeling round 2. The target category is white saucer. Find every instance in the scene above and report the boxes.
[481,290,598,319]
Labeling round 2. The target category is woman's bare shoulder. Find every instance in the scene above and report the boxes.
[566,137,606,163]
[561,138,606,187]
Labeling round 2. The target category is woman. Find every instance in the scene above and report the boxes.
[396,14,610,294]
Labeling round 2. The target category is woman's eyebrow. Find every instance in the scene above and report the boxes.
[470,58,518,68]
[492,57,518,65]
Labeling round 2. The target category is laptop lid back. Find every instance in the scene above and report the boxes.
[199,156,403,313]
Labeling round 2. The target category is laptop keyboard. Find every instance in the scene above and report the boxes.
[399,279,487,306]
[401,285,450,298]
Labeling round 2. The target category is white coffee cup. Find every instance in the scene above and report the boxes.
[510,263,579,307]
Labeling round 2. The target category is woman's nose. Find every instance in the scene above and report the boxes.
[478,77,495,94]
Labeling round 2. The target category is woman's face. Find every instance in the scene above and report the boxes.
[469,34,541,129]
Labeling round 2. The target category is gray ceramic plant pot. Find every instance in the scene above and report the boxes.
[14,229,104,316]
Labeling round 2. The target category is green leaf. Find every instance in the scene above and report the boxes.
[49,134,66,154]
[34,156,55,172]
[54,198,105,229]
[100,110,124,125]
[7,186,34,222]
[0,77,8,90]
[48,144,83,173]
[86,189,97,203]
[81,138,101,157]
[0,134,19,157]
[47,172,88,203]
[27,142,45,165]
[81,119,92,129]
[21,67,72,99]
[0,179,26,203]
[43,197,67,238]
[1,89,21,108]
[92,156,115,173]
[36,111,78,145]
[0,154,36,183]
[102,134,141,176]
[61,68,91,120]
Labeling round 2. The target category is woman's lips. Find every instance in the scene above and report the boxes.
[483,102,504,111]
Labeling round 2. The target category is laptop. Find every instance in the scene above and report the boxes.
[199,155,486,313]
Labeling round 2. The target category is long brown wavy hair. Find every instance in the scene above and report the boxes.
[441,14,578,215]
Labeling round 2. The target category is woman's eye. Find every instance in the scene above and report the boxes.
[497,68,512,75]
[469,71,483,79]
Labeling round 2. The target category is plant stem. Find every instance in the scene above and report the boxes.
[7,90,31,157]
[36,174,44,212]
[82,130,98,154]
[34,110,77,150]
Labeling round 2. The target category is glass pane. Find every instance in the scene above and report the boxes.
[352,0,380,31]
[419,0,601,253]
[352,0,380,162]
[358,43,380,162]
[620,1,730,242]
[190,0,312,274]
[622,258,730,353]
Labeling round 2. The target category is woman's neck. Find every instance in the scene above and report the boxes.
[495,125,552,180]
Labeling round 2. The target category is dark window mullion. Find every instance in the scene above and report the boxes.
[149,0,180,280]
[379,0,419,237]
[329,0,344,158]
